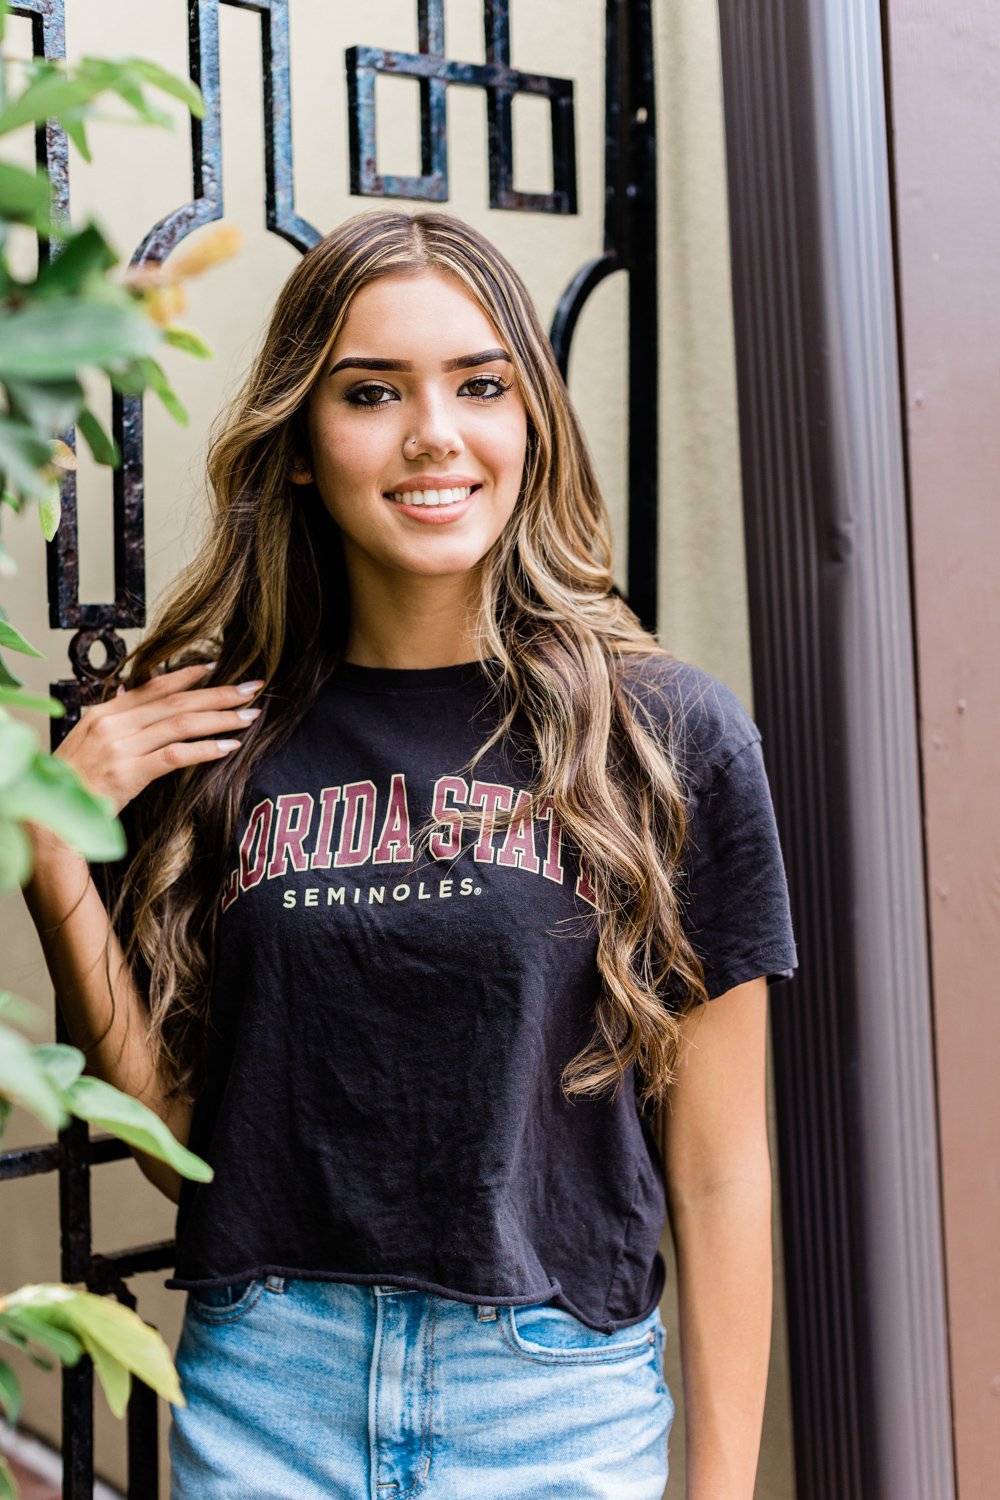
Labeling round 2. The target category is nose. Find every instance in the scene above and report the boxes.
[403,389,463,463]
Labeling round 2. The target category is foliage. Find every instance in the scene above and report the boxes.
[0,2,240,1486]
[0,1283,183,1422]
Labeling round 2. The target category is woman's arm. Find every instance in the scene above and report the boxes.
[17,662,262,1203]
[21,821,191,1203]
[660,975,772,1500]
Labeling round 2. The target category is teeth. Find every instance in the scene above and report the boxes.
[386,486,475,507]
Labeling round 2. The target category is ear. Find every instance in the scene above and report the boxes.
[288,456,314,485]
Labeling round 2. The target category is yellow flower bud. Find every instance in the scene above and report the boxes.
[49,439,77,472]
[170,223,242,279]
[145,282,188,326]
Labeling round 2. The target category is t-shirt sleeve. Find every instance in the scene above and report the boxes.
[676,736,798,1002]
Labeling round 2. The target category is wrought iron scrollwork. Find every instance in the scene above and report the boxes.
[346,0,577,214]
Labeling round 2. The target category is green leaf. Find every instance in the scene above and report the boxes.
[0,1285,185,1410]
[32,1042,85,1093]
[107,359,148,397]
[0,1322,33,1357]
[0,617,44,660]
[0,1320,56,1370]
[0,159,51,229]
[0,1097,11,1151]
[0,1358,23,1426]
[0,415,58,505]
[0,1453,17,1500]
[84,1333,132,1417]
[77,406,120,466]
[0,1300,85,1366]
[0,158,48,216]
[4,377,83,433]
[136,356,187,425]
[64,1075,214,1184]
[33,221,118,299]
[0,687,65,715]
[163,325,212,359]
[0,299,162,381]
[0,70,109,137]
[64,1289,184,1409]
[110,79,173,131]
[38,478,61,541]
[125,58,205,119]
[0,817,32,891]
[0,989,47,1031]
[0,710,38,785]
[0,752,126,861]
[0,654,23,687]
[64,113,92,162]
[0,1021,68,1131]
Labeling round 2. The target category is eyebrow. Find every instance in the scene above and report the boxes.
[328,348,512,376]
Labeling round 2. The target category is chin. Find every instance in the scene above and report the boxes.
[394,547,493,577]
[385,528,504,571]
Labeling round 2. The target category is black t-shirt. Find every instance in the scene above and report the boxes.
[163,653,798,1332]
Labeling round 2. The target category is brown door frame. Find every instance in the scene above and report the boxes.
[716,3,955,1495]
[883,1,1000,1493]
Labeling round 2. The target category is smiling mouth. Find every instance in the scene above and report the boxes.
[384,484,481,508]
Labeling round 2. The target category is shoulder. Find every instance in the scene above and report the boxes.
[614,650,761,798]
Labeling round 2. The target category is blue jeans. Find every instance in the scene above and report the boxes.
[168,1277,674,1498]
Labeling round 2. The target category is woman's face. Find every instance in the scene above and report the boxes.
[295,268,529,584]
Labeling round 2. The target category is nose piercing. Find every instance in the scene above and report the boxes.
[405,435,418,454]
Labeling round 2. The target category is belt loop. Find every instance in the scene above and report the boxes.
[476,1304,497,1321]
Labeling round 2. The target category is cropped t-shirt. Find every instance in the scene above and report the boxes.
[159,654,798,1332]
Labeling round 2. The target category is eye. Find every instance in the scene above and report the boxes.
[344,382,398,409]
[461,374,511,402]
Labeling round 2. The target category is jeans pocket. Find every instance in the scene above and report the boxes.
[501,1301,658,1366]
[186,1279,264,1325]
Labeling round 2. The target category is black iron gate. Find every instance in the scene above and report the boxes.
[2,2,658,1493]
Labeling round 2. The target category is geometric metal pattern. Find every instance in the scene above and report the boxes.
[71,0,319,737]
[550,0,658,624]
[347,0,577,213]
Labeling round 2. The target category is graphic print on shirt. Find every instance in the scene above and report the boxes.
[219,771,598,913]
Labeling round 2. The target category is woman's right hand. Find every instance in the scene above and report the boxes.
[50,662,265,817]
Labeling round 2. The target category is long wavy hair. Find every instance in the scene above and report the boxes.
[95,208,709,1117]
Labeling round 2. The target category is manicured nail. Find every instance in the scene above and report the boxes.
[236,680,264,696]
[236,706,262,722]
[217,739,242,751]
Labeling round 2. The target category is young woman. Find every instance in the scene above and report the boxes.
[23,209,797,1499]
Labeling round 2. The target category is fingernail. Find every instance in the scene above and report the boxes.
[236,680,264,696]
[217,739,242,751]
[236,706,262,722]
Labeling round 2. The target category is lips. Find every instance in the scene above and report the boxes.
[381,483,482,525]
[384,483,481,507]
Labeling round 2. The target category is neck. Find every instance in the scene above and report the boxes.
[342,559,487,670]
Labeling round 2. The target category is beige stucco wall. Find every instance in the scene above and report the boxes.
[1,3,792,1495]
